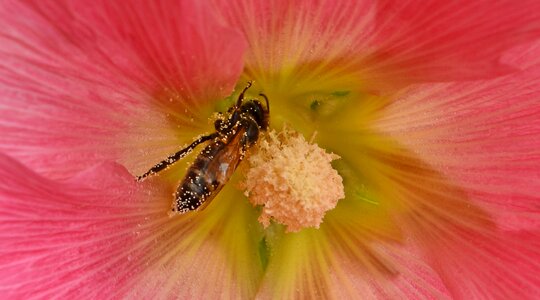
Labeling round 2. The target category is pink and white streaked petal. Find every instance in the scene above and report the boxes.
[211,0,378,92]
[367,0,540,87]
[212,0,540,93]
[328,230,452,299]
[392,174,540,298]
[254,219,451,299]
[0,154,263,298]
[343,148,540,299]
[375,40,540,231]
[0,0,246,179]
[0,154,144,298]
[389,158,540,299]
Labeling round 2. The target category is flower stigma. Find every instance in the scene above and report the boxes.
[244,127,345,232]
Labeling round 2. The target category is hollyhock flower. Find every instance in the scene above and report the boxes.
[1,0,540,299]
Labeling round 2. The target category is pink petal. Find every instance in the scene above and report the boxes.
[0,0,246,179]
[366,0,540,87]
[0,153,142,298]
[408,224,540,299]
[0,154,263,298]
[212,0,540,93]
[211,0,379,92]
[374,40,540,231]
[373,151,540,298]
[327,228,453,299]
[314,147,540,299]
[254,226,452,299]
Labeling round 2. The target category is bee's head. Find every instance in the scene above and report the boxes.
[240,100,269,130]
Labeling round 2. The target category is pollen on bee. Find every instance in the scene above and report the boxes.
[244,127,345,233]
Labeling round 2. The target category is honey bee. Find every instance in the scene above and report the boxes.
[136,82,269,213]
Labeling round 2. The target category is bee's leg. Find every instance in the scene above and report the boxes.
[214,113,228,132]
[235,81,253,107]
[215,111,242,134]
[136,133,218,181]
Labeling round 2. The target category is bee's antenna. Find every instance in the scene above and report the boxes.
[236,81,253,107]
[259,93,270,113]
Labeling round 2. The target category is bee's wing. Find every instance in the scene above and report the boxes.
[197,128,246,209]
[173,127,246,214]
[209,129,246,185]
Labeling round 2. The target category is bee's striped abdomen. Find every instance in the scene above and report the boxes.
[173,139,226,213]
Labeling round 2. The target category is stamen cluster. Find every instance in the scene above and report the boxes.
[244,128,345,232]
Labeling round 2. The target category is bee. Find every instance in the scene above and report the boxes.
[136,82,269,213]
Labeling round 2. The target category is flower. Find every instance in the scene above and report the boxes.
[1,0,540,299]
